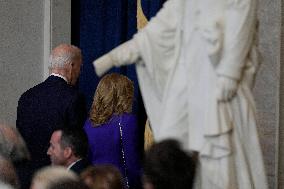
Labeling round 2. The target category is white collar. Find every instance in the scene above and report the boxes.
[67,158,82,170]
[50,73,68,83]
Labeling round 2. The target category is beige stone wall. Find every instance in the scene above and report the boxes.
[0,0,44,126]
[0,0,71,126]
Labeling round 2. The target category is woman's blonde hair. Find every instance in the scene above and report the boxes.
[90,73,134,125]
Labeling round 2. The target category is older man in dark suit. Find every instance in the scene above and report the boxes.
[16,44,87,175]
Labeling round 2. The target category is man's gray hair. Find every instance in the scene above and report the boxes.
[49,45,81,69]
[32,166,79,189]
[0,182,15,189]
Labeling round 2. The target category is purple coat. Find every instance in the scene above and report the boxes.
[84,113,142,189]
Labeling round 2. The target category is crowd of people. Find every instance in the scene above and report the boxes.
[0,44,197,189]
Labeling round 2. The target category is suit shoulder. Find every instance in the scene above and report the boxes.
[19,82,45,101]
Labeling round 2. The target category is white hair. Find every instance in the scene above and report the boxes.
[49,45,81,69]
[0,182,15,189]
[49,51,74,69]
[31,166,79,189]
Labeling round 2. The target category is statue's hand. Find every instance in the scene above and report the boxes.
[93,53,115,76]
[216,76,238,101]
[93,40,139,76]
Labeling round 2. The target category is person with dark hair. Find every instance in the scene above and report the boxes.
[47,128,89,174]
[84,73,142,189]
[81,165,124,189]
[143,139,197,189]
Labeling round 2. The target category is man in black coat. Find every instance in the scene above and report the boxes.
[47,128,89,175]
[16,44,87,177]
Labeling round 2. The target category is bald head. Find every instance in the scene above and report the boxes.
[49,44,82,85]
[50,44,81,68]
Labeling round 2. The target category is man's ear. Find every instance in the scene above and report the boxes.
[63,147,72,158]
[65,62,73,84]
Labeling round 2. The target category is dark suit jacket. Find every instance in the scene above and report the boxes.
[16,75,87,170]
[69,159,90,175]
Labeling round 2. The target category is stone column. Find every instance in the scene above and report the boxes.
[277,0,284,188]
[254,0,281,188]
[44,0,71,79]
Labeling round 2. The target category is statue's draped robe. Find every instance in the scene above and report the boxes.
[133,0,268,188]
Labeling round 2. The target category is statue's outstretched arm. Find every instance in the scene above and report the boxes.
[93,39,139,76]
[93,0,179,77]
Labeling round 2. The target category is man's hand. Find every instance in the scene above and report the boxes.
[216,76,238,102]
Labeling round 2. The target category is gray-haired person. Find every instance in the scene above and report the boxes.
[16,44,87,187]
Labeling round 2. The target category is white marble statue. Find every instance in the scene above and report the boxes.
[93,0,268,188]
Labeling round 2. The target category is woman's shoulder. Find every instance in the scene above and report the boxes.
[106,113,136,125]
[84,113,137,129]
[83,118,93,128]
[115,113,137,122]
[122,112,136,118]
[83,118,101,129]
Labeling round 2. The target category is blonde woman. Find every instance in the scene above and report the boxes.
[83,73,142,189]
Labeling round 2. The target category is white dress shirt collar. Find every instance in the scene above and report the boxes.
[67,158,82,170]
[50,73,68,83]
